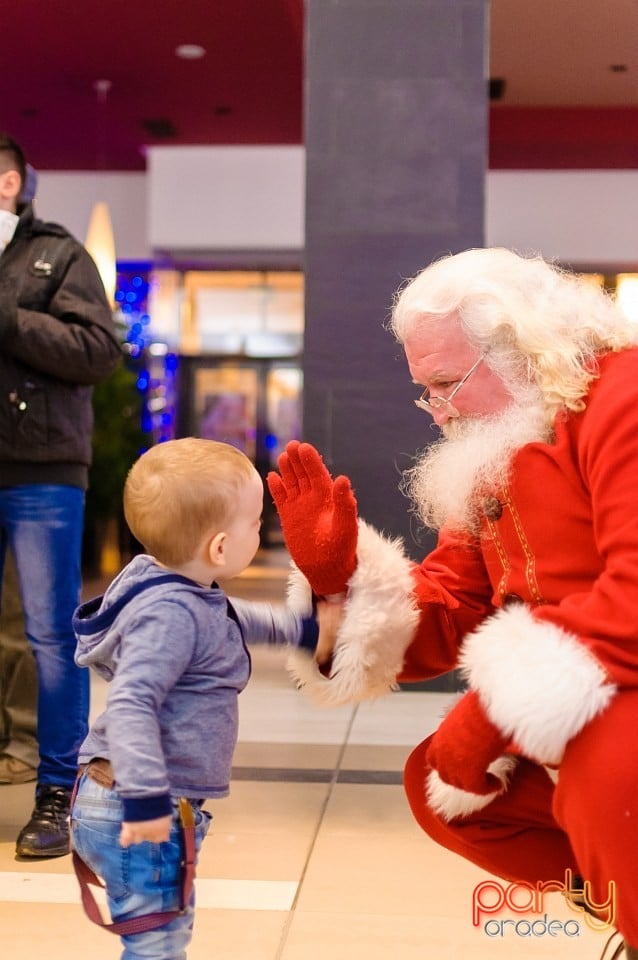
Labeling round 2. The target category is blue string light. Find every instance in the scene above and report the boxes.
[115,265,178,444]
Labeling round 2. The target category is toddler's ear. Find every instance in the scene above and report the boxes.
[207,531,227,567]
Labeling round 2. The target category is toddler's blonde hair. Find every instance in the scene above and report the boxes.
[124,438,256,567]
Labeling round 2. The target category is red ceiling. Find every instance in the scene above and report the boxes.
[4,0,304,171]
[3,0,638,172]
[489,108,638,169]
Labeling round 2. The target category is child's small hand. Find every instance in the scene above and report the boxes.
[316,596,346,675]
[120,815,172,847]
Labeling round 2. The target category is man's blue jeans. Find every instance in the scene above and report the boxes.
[72,773,212,960]
[0,483,87,788]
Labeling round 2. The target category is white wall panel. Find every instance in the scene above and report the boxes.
[486,171,638,266]
[147,146,305,251]
[34,162,638,268]
[35,172,149,261]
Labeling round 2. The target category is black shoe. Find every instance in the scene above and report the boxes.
[15,783,71,858]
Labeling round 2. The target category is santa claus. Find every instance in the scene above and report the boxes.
[267,247,638,960]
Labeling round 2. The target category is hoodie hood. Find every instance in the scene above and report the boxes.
[74,554,223,680]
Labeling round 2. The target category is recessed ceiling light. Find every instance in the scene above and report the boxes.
[176,44,206,60]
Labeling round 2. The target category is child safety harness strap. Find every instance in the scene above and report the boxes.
[71,771,196,936]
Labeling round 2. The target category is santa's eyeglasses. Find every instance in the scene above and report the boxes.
[414,354,485,413]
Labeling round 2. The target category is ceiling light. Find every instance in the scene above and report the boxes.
[175,44,206,59]
[85,201,116,308]
[85,79,116,307]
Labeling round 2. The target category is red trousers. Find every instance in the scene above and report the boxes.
[403,689,638,945]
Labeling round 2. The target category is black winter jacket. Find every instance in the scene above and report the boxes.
[0,203,121,489]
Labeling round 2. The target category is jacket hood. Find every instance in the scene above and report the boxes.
[73,555,223,680]
[16,202,71,239]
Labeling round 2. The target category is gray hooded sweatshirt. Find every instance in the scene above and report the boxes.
[73,554,317,822]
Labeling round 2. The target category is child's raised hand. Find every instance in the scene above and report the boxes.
[267,441,358,596]
[120,814,172,847]
[315,596,347,674]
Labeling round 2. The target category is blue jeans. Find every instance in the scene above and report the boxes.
[0,484,87,787]
[71,773,212,960]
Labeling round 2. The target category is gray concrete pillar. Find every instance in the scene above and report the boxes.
[303,0,488,562]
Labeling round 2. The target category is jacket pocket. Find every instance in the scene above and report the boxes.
[9,380,48,449]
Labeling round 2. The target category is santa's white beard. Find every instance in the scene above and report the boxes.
[402,391,551,534]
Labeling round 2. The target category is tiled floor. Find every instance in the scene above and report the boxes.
[0,550,612,958]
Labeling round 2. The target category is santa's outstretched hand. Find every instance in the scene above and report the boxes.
[267,441,358,598]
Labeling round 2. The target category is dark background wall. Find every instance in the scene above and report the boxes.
[303,0,487,561]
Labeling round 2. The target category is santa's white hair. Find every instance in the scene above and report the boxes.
[389,247,637,427]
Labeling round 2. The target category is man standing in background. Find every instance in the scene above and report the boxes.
[0,163,40,786]
[0,133,121,858]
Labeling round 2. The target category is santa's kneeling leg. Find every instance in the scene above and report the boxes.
[404,689,638,951]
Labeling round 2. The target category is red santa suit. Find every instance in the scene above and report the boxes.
[286,347,638,944]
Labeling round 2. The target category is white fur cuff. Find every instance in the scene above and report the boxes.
[426,755,518,822]
[285,519,420,705]
[460,604,616,765]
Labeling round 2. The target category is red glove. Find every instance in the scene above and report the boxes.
[267,441,358,596]
[425,690,516,821]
